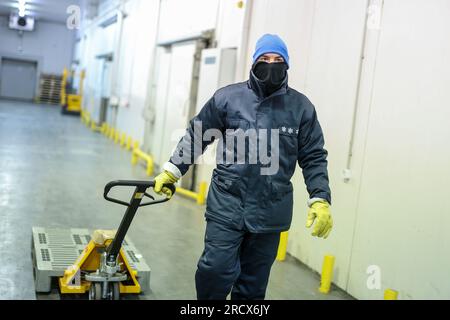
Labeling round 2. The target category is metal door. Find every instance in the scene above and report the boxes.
[151,42,197,169]
[150,47,173,166]
[0,58,37,100]
[100,59,113,124]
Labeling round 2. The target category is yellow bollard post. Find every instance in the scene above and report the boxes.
[131,149,138,165]
[101,123,107,135]
[120,133,127,147]
[79,70,85,97]
[276,232,289,261]
[85,112,90,127]
[109,127,115,140]
[133,140,140,150]
[126,137,133,151]
[384,289,398,300]
[319,255,335,294]
[197,182,208,205]
[114,130,120,144]
[145,157,154,176]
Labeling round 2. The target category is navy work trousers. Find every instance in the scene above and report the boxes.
[195,218,280,300]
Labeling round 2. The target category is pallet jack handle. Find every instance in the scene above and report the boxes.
[103,180,176,265]
[104,180,175,207]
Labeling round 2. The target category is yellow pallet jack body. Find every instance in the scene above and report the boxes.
[59,233,140,295]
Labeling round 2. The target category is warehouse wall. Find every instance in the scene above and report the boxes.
[111,0,160,142]
[79,19,117,120]
[78,0,225,144]
[0,16,75,75]
[346,0,450,299]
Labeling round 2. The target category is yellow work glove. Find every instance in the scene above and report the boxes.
[154,170,178,199]
[306,200,333,239]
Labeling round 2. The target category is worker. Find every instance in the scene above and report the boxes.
[153,34,333,300]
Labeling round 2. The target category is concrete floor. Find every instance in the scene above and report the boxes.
[0,100,353,300]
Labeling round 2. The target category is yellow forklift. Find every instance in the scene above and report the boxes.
[32,180,175,299]
[61,68,85,116]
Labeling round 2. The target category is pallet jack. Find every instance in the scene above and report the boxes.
[32,180,175,300]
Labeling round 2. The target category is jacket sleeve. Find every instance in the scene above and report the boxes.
[168,95,226,176]
[297,103,332,205]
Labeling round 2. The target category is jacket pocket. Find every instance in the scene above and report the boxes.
[258,180,293,208]
[271,181,294,202]
[206,172,242,225]
[258,181,294,229]
[213,171,241,197]
[278,126,298,156]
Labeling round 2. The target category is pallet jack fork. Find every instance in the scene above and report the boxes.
[51,180,174,300]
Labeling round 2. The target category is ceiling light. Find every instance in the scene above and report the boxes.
[18,0,27,17]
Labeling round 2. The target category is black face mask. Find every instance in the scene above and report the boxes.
[252,62,288,96]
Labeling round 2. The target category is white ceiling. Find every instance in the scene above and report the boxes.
[0,0,85,24]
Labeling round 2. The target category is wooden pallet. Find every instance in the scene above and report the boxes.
[37,73,62,105]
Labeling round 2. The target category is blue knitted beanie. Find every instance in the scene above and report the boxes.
[252,34,289,67]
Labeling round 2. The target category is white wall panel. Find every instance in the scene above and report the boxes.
[115,0,160,143]
[244,0,315,86]
[347,0,450,299]
[82,26,104,119]
[215,0,247,49]
[157,0,219,42]
[150,48,172,163]
[292,0,368,292]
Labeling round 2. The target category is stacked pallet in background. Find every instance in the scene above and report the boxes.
[35,74,62,105]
